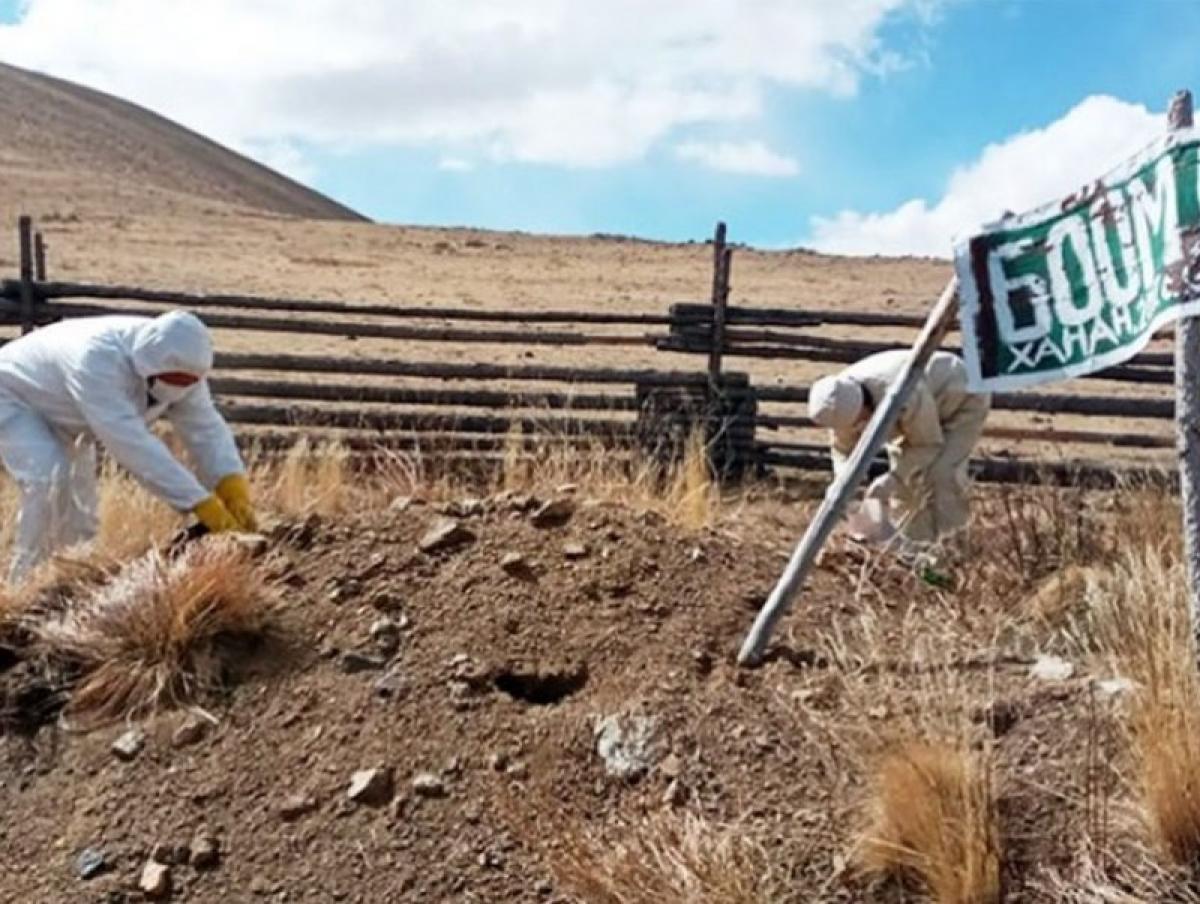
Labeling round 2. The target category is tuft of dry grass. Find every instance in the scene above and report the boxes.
[95,460,184,560]
[256,437,354,517]
[496,426,717,530]
[551,812,778,904]
[26,536,282,726]
[859,739,1001,904]
[1081,540,1200,868]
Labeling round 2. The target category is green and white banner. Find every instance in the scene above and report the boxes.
[954,127,1200,391]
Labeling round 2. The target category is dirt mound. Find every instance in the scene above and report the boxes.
[0,494,1104,902]
[0,61,365,222]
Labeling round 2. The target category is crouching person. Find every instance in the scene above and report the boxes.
[0,311,257,583]
[808,349,991,544]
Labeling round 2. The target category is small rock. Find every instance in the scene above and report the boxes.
[658,754,682,780]
[112,728,146,761]
[369,590,403,613]
[369,618,402,654]
[279,794,319,822]
[171,715,208,748]
[76,848,107,880]
[555,483,579,495]
[563,543,588,560]
[348,768,395,806]
[151,842,189,866]
[1096,676,1135,700]
[531,498,575,528]
[489,752,510,772]
[139,861,171,899]
[189,834,220,870]
[662,779,687,807]
[328,579,361,604]
[499,552,526,573]
[339,651,387,674]
[373,667,406,699]
[1030,655,1075,682]
[389,495,416,513]
[455,497,485,517]
[230,533,270,557]
[594,713,660,779]
[412,772,447,798]
[419,518,475,553]
[250,876,273,896]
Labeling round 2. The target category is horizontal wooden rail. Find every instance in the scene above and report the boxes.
[755,387,1172,420]
[764,424,1172,450]
[220,402,636,437]
[757,446,1175,489]
[234,430,621,455]
[211,377,639,411]
[15,298,656,347]
[0,279,675,326]
[214,351,751,387]
[658,335,1172,383]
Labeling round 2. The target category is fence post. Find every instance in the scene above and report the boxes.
[1169,89,1200,635]
[707,222,729,383]
[33,231,46,282]
[17,216,35,334]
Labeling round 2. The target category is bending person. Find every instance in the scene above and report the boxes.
[808,349,991,544]
[0,311,256,582]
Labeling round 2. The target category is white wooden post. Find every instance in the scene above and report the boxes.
[1170,89,1200,632]
[737,276,959,666]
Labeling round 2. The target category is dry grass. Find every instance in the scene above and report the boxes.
[859,739,1001,904]
[1080,539,1200,869]
[497,426,717,530]
[26,536,282,726]
[550,812,779,904]
[95,460,184,560]
[814,605,1004,904]
[254,437,355,517]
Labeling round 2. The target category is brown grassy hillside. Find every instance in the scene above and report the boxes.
[0,61,365,222]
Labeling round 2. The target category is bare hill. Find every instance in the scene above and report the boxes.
[0,61,365,222]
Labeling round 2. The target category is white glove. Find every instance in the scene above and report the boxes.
[864,473,898,502]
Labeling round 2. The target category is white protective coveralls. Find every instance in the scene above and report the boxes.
[814,350,991,543]
[0,312,245,581]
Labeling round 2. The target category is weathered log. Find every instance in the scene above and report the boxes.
[211,377,639,411]
[11,278,674,325]
[756,446,1175,489]
[219,402,636,437]
[756,389,1171,421]
[214,351,750,387]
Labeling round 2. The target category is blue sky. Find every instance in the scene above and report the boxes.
[1,1,1197,254]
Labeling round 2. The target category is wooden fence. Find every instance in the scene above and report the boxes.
[0,215,1175,488]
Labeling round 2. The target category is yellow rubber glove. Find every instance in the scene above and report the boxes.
[215,473,257,532]
[193,495,240,533]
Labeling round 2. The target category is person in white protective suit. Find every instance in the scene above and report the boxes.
[0,311,257,582]
[808,349,991,544]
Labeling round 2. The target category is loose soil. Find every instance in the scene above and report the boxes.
[0,492,1121,902]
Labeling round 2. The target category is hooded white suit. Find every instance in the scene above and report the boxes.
[0,312,245,581]
[814,350,991,543]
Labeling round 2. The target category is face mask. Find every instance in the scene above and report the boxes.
[147,378,197,406]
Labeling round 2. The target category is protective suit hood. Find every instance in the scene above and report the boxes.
[809,375,863,430]
[130,312,213,378]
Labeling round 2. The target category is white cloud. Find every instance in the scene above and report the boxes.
[437,157,474,172]
[675,139,799,177]
[239,138,317,185]
[809,94,1163,257]
[0,0,932,172]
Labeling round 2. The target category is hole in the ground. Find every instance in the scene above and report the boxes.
[0,646,20,675]
[493,663,588,705]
